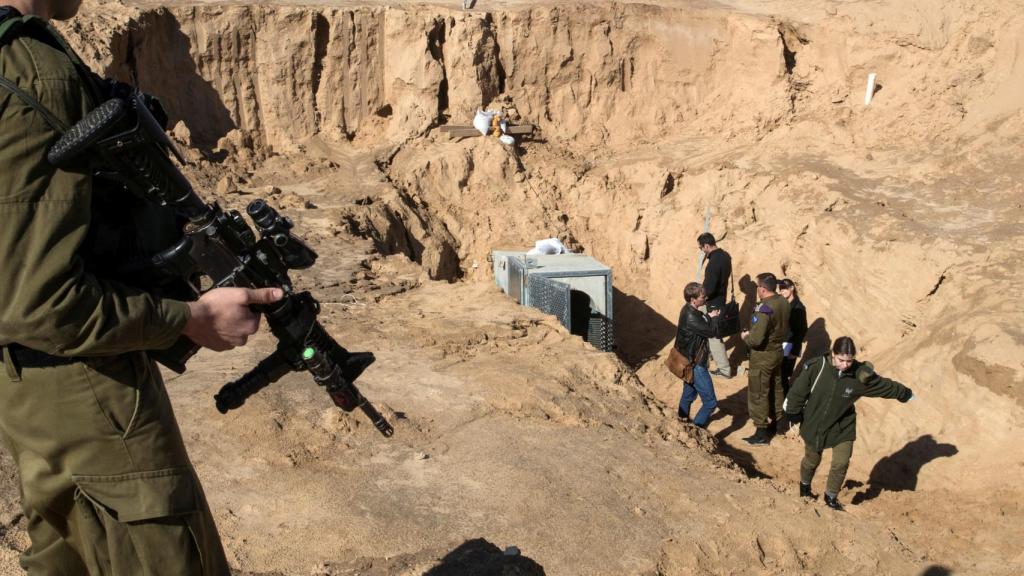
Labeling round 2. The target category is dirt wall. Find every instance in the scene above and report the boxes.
[19,1,1023,574]
[57,0,1024,495]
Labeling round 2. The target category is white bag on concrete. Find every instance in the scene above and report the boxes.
[473,110,498,136]
[526,237,570,256]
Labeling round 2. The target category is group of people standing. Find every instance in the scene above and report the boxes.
[673,233,914,510]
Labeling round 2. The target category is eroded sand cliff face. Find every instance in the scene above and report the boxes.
[2,0,1023,574]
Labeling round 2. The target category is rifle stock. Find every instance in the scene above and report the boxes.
[50,93,393,438]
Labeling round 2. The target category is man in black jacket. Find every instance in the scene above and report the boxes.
[674,282,723,428]
[698,233,732,378]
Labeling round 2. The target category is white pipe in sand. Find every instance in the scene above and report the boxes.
[864,72,877,105]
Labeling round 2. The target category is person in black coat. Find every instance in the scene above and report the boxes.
[779,278,808,396]
[698,233,733,378]
[674,282,723,427]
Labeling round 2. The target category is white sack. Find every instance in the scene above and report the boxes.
[473,110,498,136]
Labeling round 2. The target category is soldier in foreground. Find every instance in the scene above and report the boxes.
[1,0,281,572]
[741,272,790,445]
[784,336,914,510]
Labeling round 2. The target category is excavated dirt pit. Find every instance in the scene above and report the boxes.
[3,0,1024,574]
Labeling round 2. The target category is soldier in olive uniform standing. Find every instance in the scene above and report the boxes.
[740,273,790,445]
[1,0,282,573]
[784,336,914,510]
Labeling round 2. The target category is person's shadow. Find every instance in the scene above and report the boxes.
[713,386,749,440]
[707,387,769,479]
[724,274,757,371]
[850,435,959,504]
[801,317,831,359]
[791,317,831,380]
[424,538,545,575]
[612,287,677,367]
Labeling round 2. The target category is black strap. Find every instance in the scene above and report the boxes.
[0,10,100,132]
[0,6,19,38]
[0,73,68,132]
[1,11,69,133]
[2,343,82,368]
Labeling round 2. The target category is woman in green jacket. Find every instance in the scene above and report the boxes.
[784,336,914,510]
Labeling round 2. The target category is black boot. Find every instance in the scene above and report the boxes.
[824,493,844,511]
[743,427,770,445]
[677,409,690,423]
[799,482,813,498]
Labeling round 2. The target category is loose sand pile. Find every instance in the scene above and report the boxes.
[3,0,1023,573]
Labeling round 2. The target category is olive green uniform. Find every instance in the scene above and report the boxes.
[784,356,913,496]
[1,13,229,575]
[743,292,790,429]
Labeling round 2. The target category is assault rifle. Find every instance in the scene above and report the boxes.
[48,93,393,437]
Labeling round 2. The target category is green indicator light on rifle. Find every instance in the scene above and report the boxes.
[302,347,315,361]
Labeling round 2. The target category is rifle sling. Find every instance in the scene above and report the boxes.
[0,73,68,133]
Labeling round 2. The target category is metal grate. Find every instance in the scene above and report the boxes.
[526,274,571,328]
[587,311,615,352]
[526,277,615,352]
[499,252,615,352]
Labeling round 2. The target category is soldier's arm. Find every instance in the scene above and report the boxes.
[744,306,771,348]
[0,40,189,356]
[856,363,914,402]
[784,357,819,417]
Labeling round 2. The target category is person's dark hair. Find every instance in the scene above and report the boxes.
[697,232,716,248]
[756,272,778,292]
[779,278,797,296]
[684,282,705,303]
[832,336,857,357]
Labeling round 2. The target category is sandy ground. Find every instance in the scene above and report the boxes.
[3,0,1024,574]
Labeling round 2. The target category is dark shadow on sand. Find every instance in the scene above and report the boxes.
[709,386,771,479]
[424,538,545,575]
[851,435,958,504]
[612,287,677,367]
[723,274,757,371]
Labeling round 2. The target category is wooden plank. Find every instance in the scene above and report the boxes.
[439,124,536,138]
[506,125,536,135]
[441,127,484,137]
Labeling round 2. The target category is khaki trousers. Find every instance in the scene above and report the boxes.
[801,440,855,497]
[699,305,731,376]
[746,349,783,429]
[0,348,230,575]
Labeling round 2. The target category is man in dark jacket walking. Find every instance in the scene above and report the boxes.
[784,336,914,510]
[674,282,722,428]
[698,233,732,378]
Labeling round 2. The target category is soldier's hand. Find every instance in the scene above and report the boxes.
[182,287,285,351]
